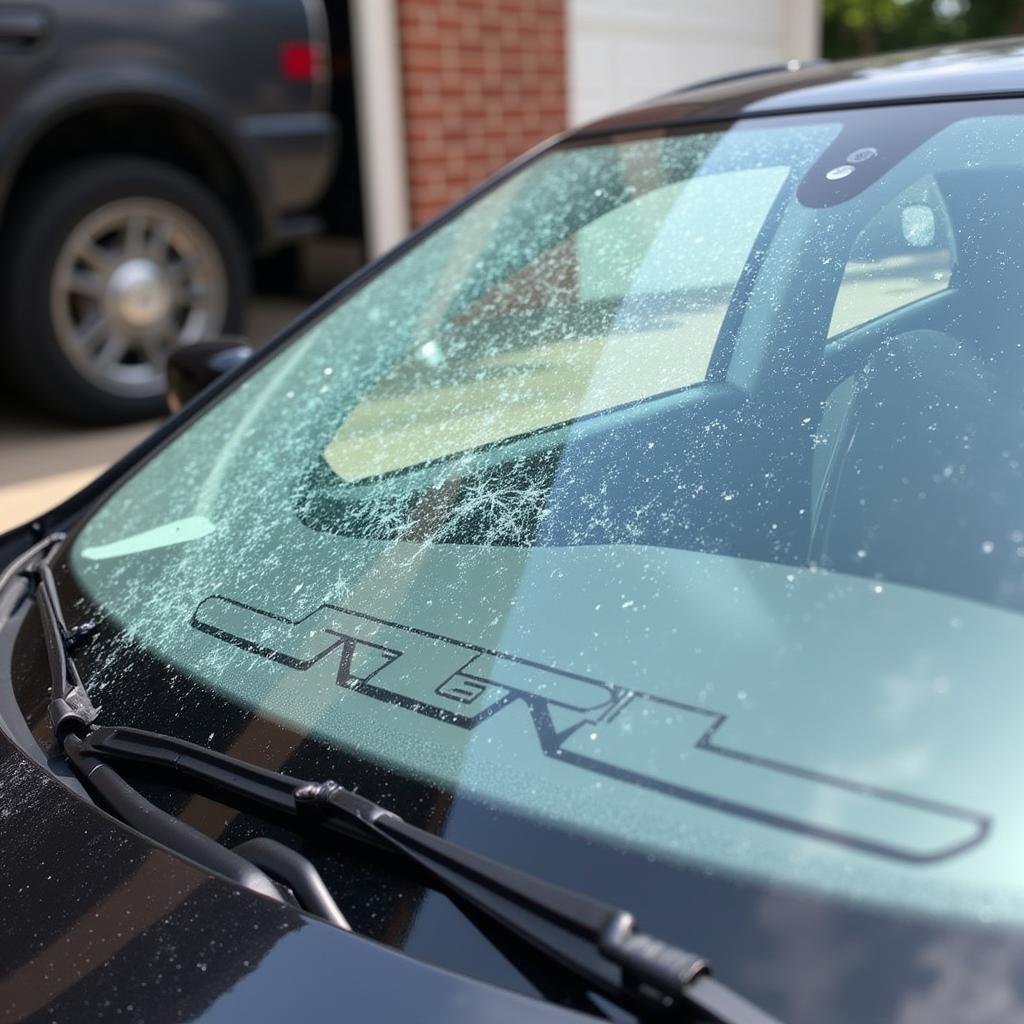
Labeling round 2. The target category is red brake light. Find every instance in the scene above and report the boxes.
[280,41,323,83]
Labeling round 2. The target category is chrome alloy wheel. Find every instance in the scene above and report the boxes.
[50,198,228,398]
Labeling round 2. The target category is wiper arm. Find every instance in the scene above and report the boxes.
[25,537,782,1024]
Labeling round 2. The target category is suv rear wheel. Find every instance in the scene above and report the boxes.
[1,156,248,423]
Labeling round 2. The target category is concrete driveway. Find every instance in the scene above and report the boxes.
[0,295,307,533]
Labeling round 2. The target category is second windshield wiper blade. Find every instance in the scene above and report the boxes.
[80,723,782,1024]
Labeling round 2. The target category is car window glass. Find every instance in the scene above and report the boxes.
[828,174,954,336]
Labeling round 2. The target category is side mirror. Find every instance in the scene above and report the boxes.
[166,337,254,412]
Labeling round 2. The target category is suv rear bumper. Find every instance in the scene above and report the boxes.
[238,111,338,248]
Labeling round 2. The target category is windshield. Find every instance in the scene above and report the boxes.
[34,99,1024,1022]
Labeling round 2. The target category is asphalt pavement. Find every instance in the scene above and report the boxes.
[0,295,307,533]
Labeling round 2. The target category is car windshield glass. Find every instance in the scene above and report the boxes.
[45,99,1024,1021]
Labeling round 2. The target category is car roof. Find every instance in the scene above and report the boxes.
[572,38,1024,136]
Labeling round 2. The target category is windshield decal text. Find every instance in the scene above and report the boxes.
[192,595,989,864]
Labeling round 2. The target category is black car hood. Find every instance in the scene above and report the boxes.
[0,685,583,1022]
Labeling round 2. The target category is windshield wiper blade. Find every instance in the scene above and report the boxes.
[24,537,782,1024]
[79,723,783,1024]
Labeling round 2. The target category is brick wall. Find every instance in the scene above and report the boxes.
[398,0,567,227]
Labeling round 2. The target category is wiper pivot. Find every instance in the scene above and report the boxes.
[231,837,351,931]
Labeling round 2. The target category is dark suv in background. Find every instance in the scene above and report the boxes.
[0,0,335,422]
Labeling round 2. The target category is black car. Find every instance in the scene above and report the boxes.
[0,0,335,423]
[4,39,1024,1024]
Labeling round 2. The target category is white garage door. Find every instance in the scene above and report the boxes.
[569,0,821,125]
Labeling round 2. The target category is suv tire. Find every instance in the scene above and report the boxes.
[1,156,248,424]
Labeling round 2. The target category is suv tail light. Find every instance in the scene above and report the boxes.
[279,41,326,82]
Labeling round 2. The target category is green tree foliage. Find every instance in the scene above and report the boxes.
[823,0,1024,58]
